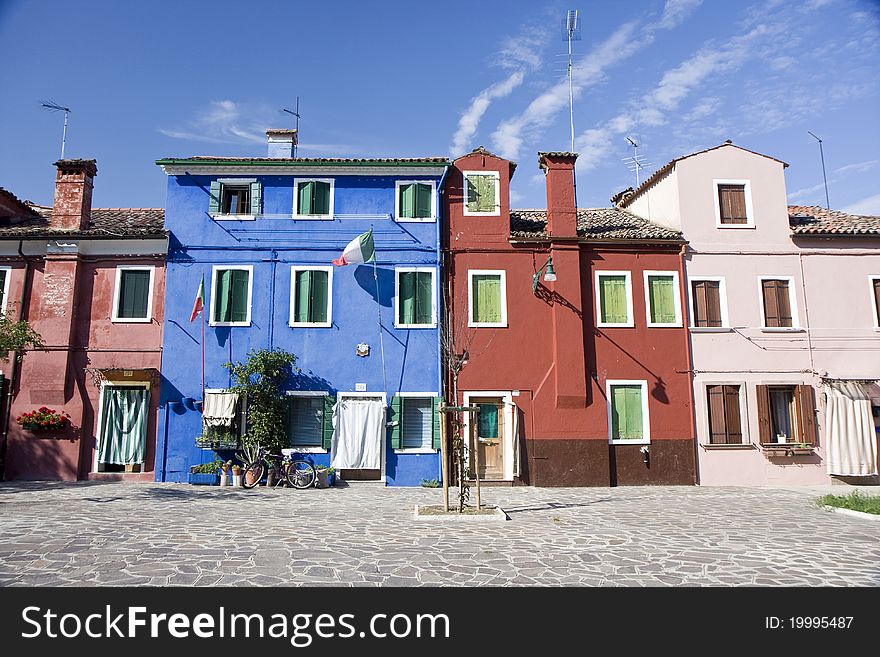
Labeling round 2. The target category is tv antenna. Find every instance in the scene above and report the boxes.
[562,10,581,152]
[807,130,829,209]
[41,100,71,159]
[622,136,651,188]
[281,97,301,158]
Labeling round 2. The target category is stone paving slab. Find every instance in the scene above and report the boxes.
[0,481,878,586]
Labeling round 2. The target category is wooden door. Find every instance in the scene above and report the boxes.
[471,397,505,479]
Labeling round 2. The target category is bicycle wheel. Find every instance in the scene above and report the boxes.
[241,462,265,489]
[286,460,316,489]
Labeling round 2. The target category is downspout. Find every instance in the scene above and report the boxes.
[678,242,700,485]
[0,241,32,480]
[436,164,449,483]
[265,249,279,350]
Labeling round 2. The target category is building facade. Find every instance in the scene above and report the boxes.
[0,161,166,481]
[156,131,448,486]
[620,141,880,485]
[444,147,696,487]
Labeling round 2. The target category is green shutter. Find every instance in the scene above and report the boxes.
[400,183,415,218]
[230,269,249,323]
[399,272,415,324]
[0,269,6,309]
[415,271,433,324]
[215,269,231,322]
[294,270,311,323]
[432,396,441,449]
[298,181,313,215]
[321,395,336,450]
[209,181,222,214]
[250,181,261,215]
[611,385,643,441]
[478,175,495,212]
[473,274,501,324]
[600,276,628,324]
[313,181,330,215]
[649,276,676,324]
[118,270,150,319]
[390,396,402,449]
[310,270,328,323]
[466,176,479,212]
[415,183,432,218]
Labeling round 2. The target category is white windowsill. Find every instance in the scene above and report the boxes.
[282,447,328,454]
[689,326,733,333]
[468,322,507,328]
[646,323,682,328]
[597,323,635,329]
[760,327,805,333]
[715,224,755,229]
[609,439,651,446]
[111,317,152,323]
[289,322,332,329]
[395,323,437,330]
[212,214,257,221]
[395,216,436,223]
[209,322,252,328]
[701,443,756,450]
[293,214,333,221]
[394,448,438,454]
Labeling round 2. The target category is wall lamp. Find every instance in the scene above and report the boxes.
[532,256,557,291]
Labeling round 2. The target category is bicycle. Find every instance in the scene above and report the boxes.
[239,446,316,490]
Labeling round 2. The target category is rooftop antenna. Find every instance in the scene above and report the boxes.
[807,130,830,209]
[41,100,71,159]
[281,97,301,158]
[622,136,651,188]
[563,10,581,153]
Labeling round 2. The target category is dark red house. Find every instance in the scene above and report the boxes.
[0,160,166,481]
[444,147,695,486]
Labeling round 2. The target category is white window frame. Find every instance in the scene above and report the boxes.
[702,382,750,447]
[212,178,257,221]
[394,180,436,223]
[289,265,333,328]
[462,170,501,216]
[0,266,12,318]
[606,379,651,446]
[713,179,755,228]
[209,264,254,327]
[869,275,880,330]
[293,177,335,219]
[688,276,730,331]
[757,275,801,331]
[595,271,634,328]
[467,269,508,328]
[284,390,329,453]
[643,270,682,327]
[394,391,439,454]
[111,265,155,323]
[394,267,437,329]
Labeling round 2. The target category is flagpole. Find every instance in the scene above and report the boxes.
[201,303,205,402]
[371,231,388,398]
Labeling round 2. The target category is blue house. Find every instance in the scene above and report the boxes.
[156,130,449,486]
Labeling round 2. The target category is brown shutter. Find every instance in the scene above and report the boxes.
[874,280,880,323]
[756,385,771,445]
[707,385,727,444]
[706,281,722,327]
[724,385,743,445]
[693,281,708,327]
[776,281,792,327]
[718,185,747,224]
[762,280,780,327]
[796,385,817,445]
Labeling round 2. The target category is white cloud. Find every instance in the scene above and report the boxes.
[842,193,880,215]
[158,100,271,145]
[658,0,704,29]
[788,160,879,201]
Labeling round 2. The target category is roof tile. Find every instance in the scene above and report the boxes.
[510,208,682,241]
[788,205,880,236]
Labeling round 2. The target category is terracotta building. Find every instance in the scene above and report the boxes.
[0,160,166,481]
[443,148,696,486]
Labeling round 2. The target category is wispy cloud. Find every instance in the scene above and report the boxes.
[449,26,549,157]
[158,100,272,144]
[658,0,704,30]
[842,192,880,215]
[788,160,879,201]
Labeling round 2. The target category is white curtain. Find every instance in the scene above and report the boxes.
[202,392,239,427]
[331,398,384,470]
[824,381,878,476]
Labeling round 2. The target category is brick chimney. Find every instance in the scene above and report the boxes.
[539,152,578,238]
[266,129,298,158]
[51,159,97,231]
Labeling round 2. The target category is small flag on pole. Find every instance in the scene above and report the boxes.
[190,275,205,321]
[332,229,375,266]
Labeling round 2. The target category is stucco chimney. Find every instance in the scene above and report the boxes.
[539,152,578,238]
[266,129,298,158]
[51,159,97,231]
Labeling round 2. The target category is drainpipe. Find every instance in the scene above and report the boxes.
[264,249,279,350]
[436,165,449,484]
[0,241,32,480]
[678,242,700,486]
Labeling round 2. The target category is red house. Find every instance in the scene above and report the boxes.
[0,160,166,481]
[444,147,695,486]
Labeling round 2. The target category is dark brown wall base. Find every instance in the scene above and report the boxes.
[523,438,695,487]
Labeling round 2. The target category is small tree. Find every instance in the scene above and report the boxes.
[0,314,44,362]
[224,348,299,454]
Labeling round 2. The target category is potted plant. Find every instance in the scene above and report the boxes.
[219,460,231,487]
[188,457,222,485]
[314,465,335,488]
[231,464,242,487]
[791,442,814,455]
[16,406,69,432]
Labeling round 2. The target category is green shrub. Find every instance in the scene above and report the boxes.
[818,491,880,515]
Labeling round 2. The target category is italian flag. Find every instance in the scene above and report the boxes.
[332,229,375,266]
[190,275,205,321]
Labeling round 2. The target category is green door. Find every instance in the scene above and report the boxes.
[98,386,149,466]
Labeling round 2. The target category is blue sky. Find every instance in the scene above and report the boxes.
[1,0,878,213]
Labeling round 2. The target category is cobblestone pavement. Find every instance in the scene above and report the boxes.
[0,481,878,586]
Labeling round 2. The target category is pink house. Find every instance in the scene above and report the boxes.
[0,160,166,481]
[619,141,880,486]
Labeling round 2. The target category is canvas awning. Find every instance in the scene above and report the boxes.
[203,392,240,427]
[824,380,878,477]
